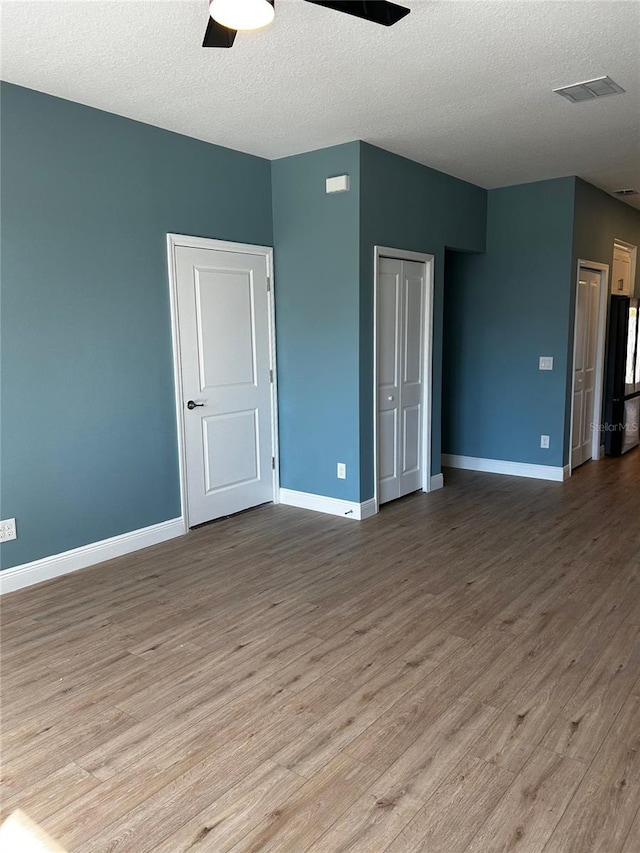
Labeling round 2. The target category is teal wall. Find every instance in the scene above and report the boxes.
[0,83,272,569]
[573,179,640,283]
[5,83,637,573]
[443,178,576,467]
[359,143,487,498]
[272,141,487,504]
[271,143,362,502]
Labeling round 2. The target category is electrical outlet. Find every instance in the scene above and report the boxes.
[337,462,347,479]
[0,518,17,542]
[539,356,554,371]
[540,435,550,449]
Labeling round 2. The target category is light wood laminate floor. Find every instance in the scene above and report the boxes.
[2,454,640,852]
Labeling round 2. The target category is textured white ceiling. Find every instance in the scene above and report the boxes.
[2,0,639,208]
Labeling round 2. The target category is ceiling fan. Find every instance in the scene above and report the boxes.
[203,0,411,48]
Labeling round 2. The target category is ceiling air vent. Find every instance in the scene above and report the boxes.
[613,189,639,197]
[553,76,625,103]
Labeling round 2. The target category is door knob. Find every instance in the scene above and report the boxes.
[187,400,204,410]
[388,395,395,401]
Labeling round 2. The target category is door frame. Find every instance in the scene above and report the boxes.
[373,246,435,510]
[568,259,609,472]
[166,234,280,527]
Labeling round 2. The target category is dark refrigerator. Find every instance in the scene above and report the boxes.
[604,295,640,456]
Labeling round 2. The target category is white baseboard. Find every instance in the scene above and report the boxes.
[279,489,378,521]
[0,517,186,595]
[359,498,378,520]
[430,473,445,491]
[442,454,569,483]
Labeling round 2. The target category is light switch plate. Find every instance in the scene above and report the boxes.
[337,462,346,479]
[539,356,554,371]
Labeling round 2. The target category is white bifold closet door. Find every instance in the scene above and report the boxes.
[377,257,426,505]
[571,267,600,469]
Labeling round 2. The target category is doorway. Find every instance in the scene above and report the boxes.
[570,261,609,470]
[167,235,278,527]
[374,247,434,505]
[612,241,637,296]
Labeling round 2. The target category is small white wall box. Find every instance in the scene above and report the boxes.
[539,356,554,371]
[326,174,350,194]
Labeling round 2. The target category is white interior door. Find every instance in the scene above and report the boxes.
[572,267,601,469]
[377,257,426,504]
[175,244,275,526]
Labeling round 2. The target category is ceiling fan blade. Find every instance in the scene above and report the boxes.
[303,0,410,26]
[202,17,237,48]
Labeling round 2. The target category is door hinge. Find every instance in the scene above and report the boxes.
[269,369,273,383]
[272,456,276,470]
[267,277,271,292]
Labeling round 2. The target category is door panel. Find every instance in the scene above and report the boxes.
[378,257,427,504]
[175,245,274,525]
[403,265,424,385]
[586,283,599,368]
[379,410,398,484]
[582,388,593,454]
[403,405,421,475]
[571,392,583,462]
[400,262,424,496]
[202,410,259,492]
[195,269,256,389]
[378,269,400,388]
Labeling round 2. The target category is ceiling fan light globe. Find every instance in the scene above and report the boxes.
[209,0,275,32]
